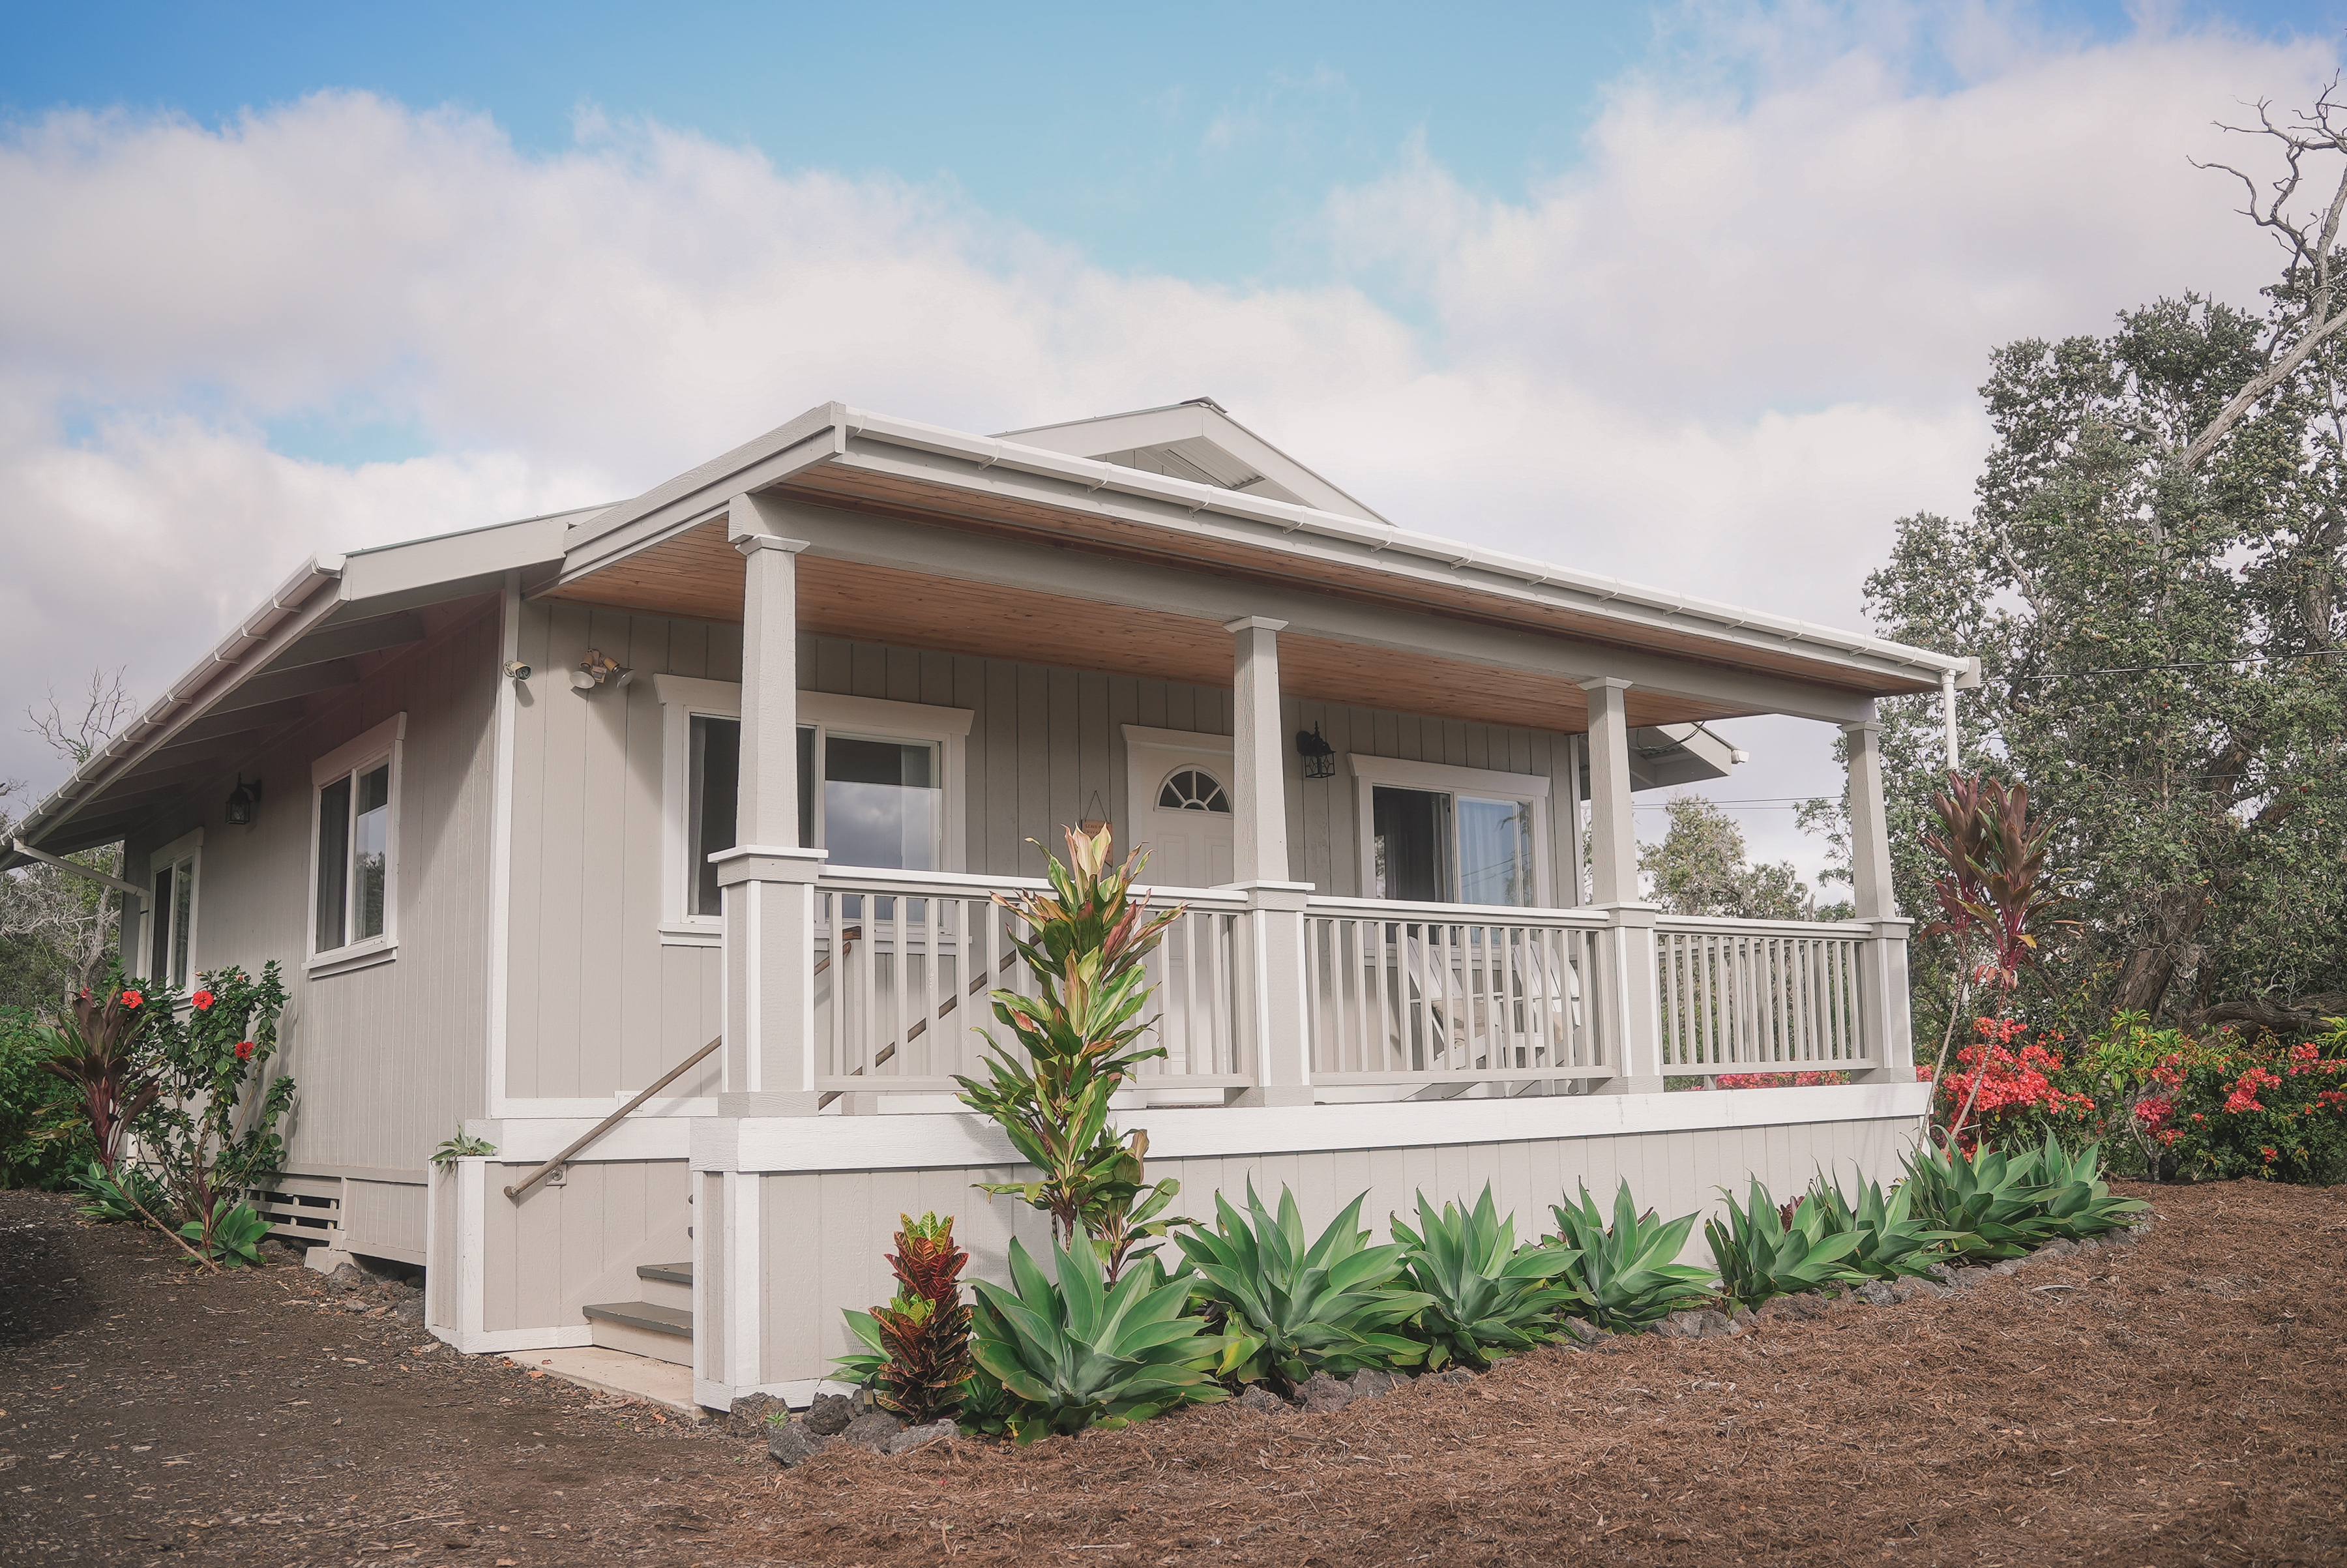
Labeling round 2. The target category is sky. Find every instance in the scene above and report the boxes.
[1,0,2342,887]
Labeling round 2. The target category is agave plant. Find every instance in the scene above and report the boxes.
[1176,1183,1431,1389]
[968,1234,1236,1442]
[1704,1177,1865,1312]
[2018,1135,2149,1241]
[1807,1172,1954,1280]
[1898,1140,2065,1262]
[1389,1185,1586,1370]
[835,1213,979,1425]
[1546,1181,1715,1331]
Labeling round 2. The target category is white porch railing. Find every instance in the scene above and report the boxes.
[813,868,1249,1097]
[1302,896,1614,1091]
[1653,915,1874,1076]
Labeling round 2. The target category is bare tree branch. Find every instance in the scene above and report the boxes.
[27,667,133,768]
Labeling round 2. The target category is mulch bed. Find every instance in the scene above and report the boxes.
[3,1180,2343,1567]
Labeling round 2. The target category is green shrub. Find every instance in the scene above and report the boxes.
[1704,1177,1865,1312]
[1389,1185,1585,1371]
[1807,1173,1954,1280]
[1174,1183,1429,1389]
[967,1235,1235,1442]
[1546,1181,1715,1331]
[0,1007,88,1188]
[181,1201,271,1268]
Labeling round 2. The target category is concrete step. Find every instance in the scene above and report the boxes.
[530,1346,702,1419]
[582,1300,692,1367]
[636,1261,692,1312]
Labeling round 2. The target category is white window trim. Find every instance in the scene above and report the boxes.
[653,677,973,945]
[149,827,203,990]
[1121,725,1234,838]
[1346,752,1554,908]
[306,712,407,973]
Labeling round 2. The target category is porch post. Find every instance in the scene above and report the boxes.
[1226,616,1312,1107]
[1580,677,1665,1094]
[1843,714,1915,1082]
[717,492,826,1118]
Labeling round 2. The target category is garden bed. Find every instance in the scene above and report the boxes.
[2,1179,2341,1566]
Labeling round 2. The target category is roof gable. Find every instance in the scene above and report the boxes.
[996,398,1388,524]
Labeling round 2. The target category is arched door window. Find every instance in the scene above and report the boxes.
[1157,767,1231,814]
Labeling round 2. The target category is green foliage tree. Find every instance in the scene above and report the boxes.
[1862,89,2347,1037]
[1638,797,1815,920]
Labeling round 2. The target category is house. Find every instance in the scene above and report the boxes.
[5,398,1950,1412]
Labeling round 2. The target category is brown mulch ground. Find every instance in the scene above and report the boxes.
[3,1181,2343,1567]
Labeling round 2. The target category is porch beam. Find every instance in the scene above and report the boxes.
[731,497,1875,726]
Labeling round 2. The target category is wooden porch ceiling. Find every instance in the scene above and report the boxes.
[542,521,1740,732]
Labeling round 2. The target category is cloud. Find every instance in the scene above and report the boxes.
[0,9,2329,891]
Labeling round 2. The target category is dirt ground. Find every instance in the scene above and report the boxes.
[3,1181,2342,1568]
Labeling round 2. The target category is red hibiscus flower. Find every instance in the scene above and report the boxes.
[235,1040,256,1061]
[120,990,143,1009]
[191,989,216,1011]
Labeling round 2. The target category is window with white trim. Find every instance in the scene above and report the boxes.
[310,714,405,965]
[1348,754,1553,908]
[653,679,971,938]
[148,829,202,989]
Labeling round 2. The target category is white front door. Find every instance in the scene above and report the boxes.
[1123,727,1235,889]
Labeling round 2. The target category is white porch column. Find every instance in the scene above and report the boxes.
[1844,714,1915,1082]
[718,493,827,1117]
[1225,615,1312,1107]
[1580,677,1665,1094]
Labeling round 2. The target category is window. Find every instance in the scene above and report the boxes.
[147,829,201,989]
[310,714,405,968]
[1157,767,1230,814]
[654,679,971,940]
[1350,754,1553,908]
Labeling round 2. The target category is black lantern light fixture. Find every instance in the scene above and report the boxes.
[224,774,263,826]
[1293,722,1336,780]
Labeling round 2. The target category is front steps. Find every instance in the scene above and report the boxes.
[582,1260,694,1367]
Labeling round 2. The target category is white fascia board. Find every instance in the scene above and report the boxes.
[557,402,848,576]
[338,511,579,602]
[701,1081,1930,1174]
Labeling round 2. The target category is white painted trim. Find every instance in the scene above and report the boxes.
[488,574,522,1119]
[304,938,398,979]
[456,1325,597,1355]
[1120,723,1234,757]
[655,677,973,930]
[699,1080,1932,1174]
[1347,750,1555,908]
[148,827,203,988]
[467,1116,698,1162]
[306,711,407,965]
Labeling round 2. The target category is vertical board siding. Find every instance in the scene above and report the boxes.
[749,1114,1921,1385]
[501,620,1581,1106]
[118,605,502,1244]
[476,1159,691,1332]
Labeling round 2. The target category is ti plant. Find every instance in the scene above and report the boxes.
[1806,1172,1955,1280]
[836,1213,978,1425]
[1546,1181,1716,1331]
[1704,1177,1865,1312]
[1174,1183,1432,1391]
[955,827,1187,1281]
[1389,1185,1586,1370]
[33,977,160,1176]
[967,1235,1237,1442]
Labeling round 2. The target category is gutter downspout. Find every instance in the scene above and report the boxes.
[7,838,149,909]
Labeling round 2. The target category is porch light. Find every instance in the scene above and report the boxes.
[224,775,262,826]
[1294,723,1336,780]
[571,648,634,694]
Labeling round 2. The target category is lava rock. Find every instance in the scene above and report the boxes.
[1235,1384,1293,1415]
[392,1295,425,1325]
[1430,1368,1478,1384]
[1944,1267,1996,1291]
[730,1393,791,1439]
[324,1262,368,1294]
[1889,1278,1945,1303]
[2035,1238,2080,1261]
[768,1419,833,1468]
[838,1412,907,1452]
[885,1419,957,1456]
[1726,1309,1757,1332]
[1557,1318,1608,1345]
[1346,1369,1398,1401]
[1853,1280,1899,1307]
[1297,1372,1355,1413]
[1754,1294,1827,1324]
[803,1392,859,1436]
[1987,1258,2026,1277]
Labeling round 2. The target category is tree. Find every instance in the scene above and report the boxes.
[1862,86,2347,1036]
[0,671,136,1003]
[1639,797,1815,920]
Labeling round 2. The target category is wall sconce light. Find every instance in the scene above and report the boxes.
[224,775,263,826]
[571,648,633,694]
[1294,723,1336,780]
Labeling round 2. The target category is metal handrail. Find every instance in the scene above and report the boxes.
[503,925,864,1200]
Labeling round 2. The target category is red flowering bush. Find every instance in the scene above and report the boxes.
[1712,1071,1851,1089]
[1934,1017,2096,1151]
[2126,1025,2347,1184]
